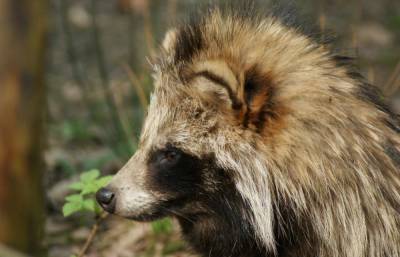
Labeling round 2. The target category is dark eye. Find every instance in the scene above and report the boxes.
[159,148,181,166]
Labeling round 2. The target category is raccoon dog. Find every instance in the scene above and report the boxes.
[97,6,400,257]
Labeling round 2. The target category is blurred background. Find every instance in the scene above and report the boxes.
[0,0,399,256]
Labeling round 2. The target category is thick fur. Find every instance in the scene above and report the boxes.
[103,7,400,257]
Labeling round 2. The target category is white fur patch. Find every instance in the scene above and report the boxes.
[115,186,157,218]
[213,139,276,252]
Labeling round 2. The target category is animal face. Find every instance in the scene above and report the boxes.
[96,10,287,251]
[96,68,244,221]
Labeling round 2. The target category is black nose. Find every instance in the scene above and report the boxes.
[96,187,116,213]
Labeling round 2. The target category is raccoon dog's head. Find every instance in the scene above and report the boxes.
[96,9,335,251]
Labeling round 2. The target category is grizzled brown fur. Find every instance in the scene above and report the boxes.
[99,7,400,257]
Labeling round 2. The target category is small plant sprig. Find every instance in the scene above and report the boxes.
[63,169,112,217]
[63,169,113,257]
[63,169,179,256]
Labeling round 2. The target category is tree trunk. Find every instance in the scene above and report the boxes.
[0,0,48,256]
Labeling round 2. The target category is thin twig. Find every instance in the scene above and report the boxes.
[167,0,178,26]
[57,0,105,131]
[89,0,134,155]
[367,66,375,85]
[111,80,138,150]
[122,64,149,110]
[127,11,138,70]
[351,0,362,49]
[383,60,400,97]
[58,1,88,97]
[76,212,109,257]
[142,1,155,57]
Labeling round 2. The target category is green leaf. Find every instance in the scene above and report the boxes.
[81,182,99,195]
[151,218,173,235]
[65,194,83,203]
[82,198,97,212]
[94,202,102,215]
[95,175,113,188]
[63,201,82,216]
[69,182,84,191]
[64,170,113,216]
[80,169,100,182]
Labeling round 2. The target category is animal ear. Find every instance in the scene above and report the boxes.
[191,60,245,111]
[242,66,278,131]
[192,61,278,130]
[191,61,277,130]
[162,28,178,52]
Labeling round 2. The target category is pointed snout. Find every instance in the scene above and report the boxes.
[96,187,116,213]
[95,153,159,219]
